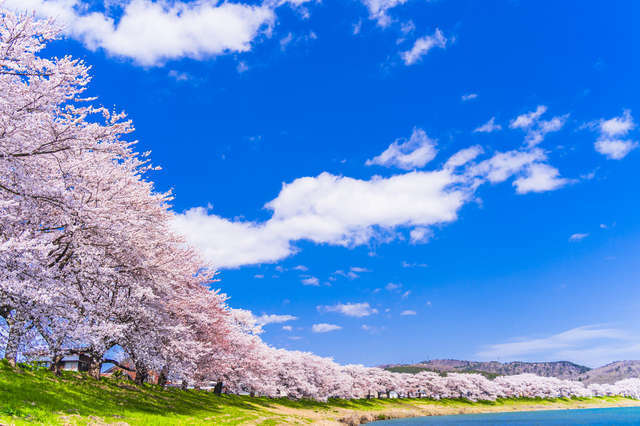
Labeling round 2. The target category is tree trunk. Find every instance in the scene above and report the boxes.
[134,362,148,385]
[87,354,103,379]
[50,354,63,376]
[181,379,188,390]
[213,380,223,395]
[157,365,169,388]
[3,316,24,367]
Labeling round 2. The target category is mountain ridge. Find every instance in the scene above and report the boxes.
[381,359,640,384]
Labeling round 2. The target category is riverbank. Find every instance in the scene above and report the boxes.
[2,363,639,425]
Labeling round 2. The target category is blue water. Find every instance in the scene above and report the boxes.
[370,407,640,425]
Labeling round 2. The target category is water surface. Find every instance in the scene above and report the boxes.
[370,407,640,425]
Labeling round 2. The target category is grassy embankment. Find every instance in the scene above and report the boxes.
[2,361,640,425]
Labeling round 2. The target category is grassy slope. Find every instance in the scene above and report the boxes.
[2,362,640,425]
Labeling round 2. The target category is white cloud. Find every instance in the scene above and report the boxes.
[318,302,378,317]
[352,19,362,35]
[366,128,438,170]
[510,106,548,129]
[469,148,547,184]
[301,276,320,286]
[282,325,293,331]
[5,0,312,66]
[385,282,401,291]
[312,323,342,333]
[400,29,447,66]
[172,207,294,269]
[409,227,432,244]
[255,313,298,326]
[461,93,478,101]
[236,61,249,73]
[293,265,309,271]
[595,139,638,160]
[400,309,416,315]
[280,32,294,50]
[513,163,569,194]
[254,274,264,279]
[332,267,369,280]
[600,110,635,137]
[444,145,484,169]
[476,325,637,367]
[474,117,502,133]
[509,106,568,147]
[174,131,570,270]
[173,164,471,269]
[360,0,408,27]
[401,290,411,299]
[569,233,589,242]
[589,110,637,159]
[168,69,191,81]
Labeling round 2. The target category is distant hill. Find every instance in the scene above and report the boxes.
[381,359,590,380]
[576,361,640,385]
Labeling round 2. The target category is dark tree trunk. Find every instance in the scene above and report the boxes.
[181,379,188,390]
[87,353,103,379]
[50,354,63,376]
[213,380,223,395]
[157,365,169,388]
[3,316,24,367]
[134,362,148,385]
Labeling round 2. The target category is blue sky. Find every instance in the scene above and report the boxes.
[18,0,640,368]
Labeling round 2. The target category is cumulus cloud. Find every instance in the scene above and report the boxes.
[360,0,408,27]
[590,110,637,159]
[400,29,447,65]
[444,146,484,169]
[173,163,472,268]
[595,139,638,160]
[5,0,312,66]
[509,106,568,147]
[513,163,569,194]
[318,302,378,317]
[510,106,548,129]
[282,325,293,331]
[461,93,478,102]
[409,227,432,244]
[474,117,502,133]
[300,276,320,286]
[312,323,342,333]
[600,110,635,137]
[469,148,546,184]
[255,313,298,326]
[476,325,637,367]
[174,135,571,269]
[366,128,438,170]
[400,309,416,315]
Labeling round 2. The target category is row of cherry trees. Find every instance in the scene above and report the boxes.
[2,7,639,402]
[0,7,232,384]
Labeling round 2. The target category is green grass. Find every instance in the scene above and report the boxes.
[0,361,637,425]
